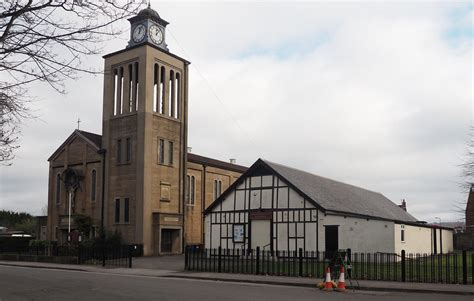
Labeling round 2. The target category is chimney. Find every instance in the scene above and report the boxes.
[229,158,236,164]
[187,147,192,153]
[399,199,407,212]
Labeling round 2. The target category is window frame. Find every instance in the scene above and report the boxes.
[114,198,120,224]
[90,169,97,202]
[400,224,405,243]
[190,176,195,205]
[124,198,130,224]
[126,137,131,163]
[158,139,165,164]
[168,140,173,165]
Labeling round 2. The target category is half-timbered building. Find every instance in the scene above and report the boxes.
[204,159,454,255]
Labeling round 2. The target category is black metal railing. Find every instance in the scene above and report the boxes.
[185,247,474,285]
[0,244,134,268]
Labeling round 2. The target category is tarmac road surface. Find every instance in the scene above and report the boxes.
[0,265,471,301]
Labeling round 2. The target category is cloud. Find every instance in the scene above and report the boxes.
[0,1,471,223]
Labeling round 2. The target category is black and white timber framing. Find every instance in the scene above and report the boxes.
[204,159,454,254]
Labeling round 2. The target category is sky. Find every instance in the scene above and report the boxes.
[0,1,472,223]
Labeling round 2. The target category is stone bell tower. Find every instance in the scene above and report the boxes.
[101,6,190,255]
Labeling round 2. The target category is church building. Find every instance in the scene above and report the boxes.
[46,7,454,257]
[46,7,246,255]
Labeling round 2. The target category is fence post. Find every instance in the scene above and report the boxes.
[128,245,132,268]
[401,250,406,282]
[218,246,222,273]
[298,248,303,277]
[256,247,260,275]
[78,245,82,265]
[184,246,189,270]
[462,250,467,285]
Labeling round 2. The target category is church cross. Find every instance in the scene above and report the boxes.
[77,118,81,130]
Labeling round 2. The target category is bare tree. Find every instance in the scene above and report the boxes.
[453,126,474,222]
[0,0,144,164]
[461,126,474,191]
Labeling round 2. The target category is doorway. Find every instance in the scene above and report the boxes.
[251,220,271,250]
[325,225,339,259]
[161,228,180,253]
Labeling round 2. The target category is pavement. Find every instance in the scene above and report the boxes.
[0,259,473,296]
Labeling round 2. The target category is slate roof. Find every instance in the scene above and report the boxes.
[78,130,102,149]
[188,153,247,173]
[264,160,418,223]
[48,130,102,161]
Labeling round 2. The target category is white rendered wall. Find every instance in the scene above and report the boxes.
[440,229,454,253]
[318,214,395,254]
[394,224,432,254]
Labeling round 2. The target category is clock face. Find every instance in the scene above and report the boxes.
[149,25,163,44]
[132,24,146,43]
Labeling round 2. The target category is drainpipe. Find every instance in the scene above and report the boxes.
[98,148,107,240]
[201,165,207,245]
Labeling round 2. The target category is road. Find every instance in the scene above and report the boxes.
[0,265,471,301]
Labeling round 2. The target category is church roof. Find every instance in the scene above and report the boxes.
[206,159,418,224]
[47,130,102,162]
[188,153,247,173]
[78,130,102,149]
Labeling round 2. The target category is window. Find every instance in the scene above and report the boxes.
[55,174,61,204]
[160,66,165,114]
[174,73,180,119]
[214,179,222,200]
[124,198,130,223]
[134,62,139,111]
[117,139,122,164]
[158,139,164,164]
[113,69,118,115]
[401,225,405,242]
[54,227,58,240]
[115,198,120,223]
[128,64,133,112]
[190,176,195,205]
[91,169,97,202]
[169,70,174,117]
[185,175,190,203]
[153,63,159,112]
[126,138,131,162]
[168,141,173,165]
[186,175,195,205]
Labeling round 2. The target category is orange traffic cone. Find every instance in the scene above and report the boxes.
[323,267,333,291]
[336,266,346,292]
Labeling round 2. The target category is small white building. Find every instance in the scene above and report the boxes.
[204,159,453,255]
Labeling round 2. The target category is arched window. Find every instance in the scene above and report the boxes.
[55,174,61,204]
[128,64,133,112]
[214,179,222,201]
[134,62,139,111]
[90,169,97,202]
[113,69,118,115]
[175,73,180,119]
[169,70,175,117]
[186,175,195,205]
[159,66,165,114]
[119,66,124,114]
[153,63,159,112]
[186,175,190,203]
